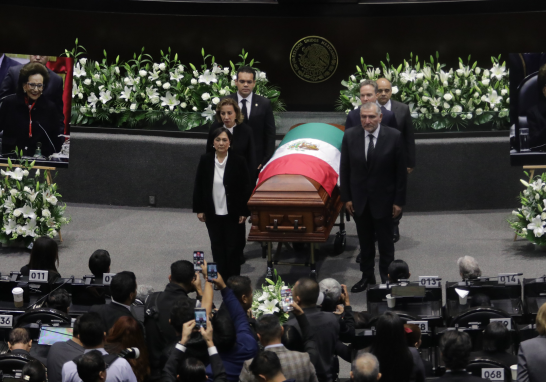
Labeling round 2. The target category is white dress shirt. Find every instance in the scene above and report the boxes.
[223,124,235,135]
[0,54,5,69]
[365,125,381,160]
[383,99,392,111]
[61,348,137,382]
[237,92,253,120]
[111,300,132,311]
[213,153,228,215]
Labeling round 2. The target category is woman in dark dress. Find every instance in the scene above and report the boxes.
[194,127,251,282]
[0,62,63,157]
[20,236,61,283]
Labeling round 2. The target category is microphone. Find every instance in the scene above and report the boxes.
[37,122,57,154]
[119,348,140,360]
[27,275,74,311]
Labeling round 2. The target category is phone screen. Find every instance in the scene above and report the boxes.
[38,326,73,345]
[207,263,217,282]
[195,309,207,330]
[193,251,204,270]
[281,288,293,312]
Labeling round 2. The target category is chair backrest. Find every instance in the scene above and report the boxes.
[450,307,511,328]
[15,308,70,327]
[0,353,34,374]
[467,358,511,382]
[518,71,539,116]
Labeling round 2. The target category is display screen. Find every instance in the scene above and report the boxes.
[281,287,293,312]
[193,251,205,270]
[207,263,217,281]
[195,309,207,329]
[38,326,73,345]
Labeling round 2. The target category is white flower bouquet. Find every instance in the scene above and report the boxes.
[251,270,291,324]
[0,154,70,246]
[337,52,509,131]
[509,173,546,244]
[64,40,285,131]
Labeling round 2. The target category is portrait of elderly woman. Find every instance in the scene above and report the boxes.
[0,62,63,157]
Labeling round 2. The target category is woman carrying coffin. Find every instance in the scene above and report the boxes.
[194,127,251,282]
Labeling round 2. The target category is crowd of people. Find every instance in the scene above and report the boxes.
[3,239,546,382]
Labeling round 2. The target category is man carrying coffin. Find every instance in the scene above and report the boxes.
[340,102,407,293]
[377,77,416,243]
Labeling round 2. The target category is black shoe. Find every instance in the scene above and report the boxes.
[239,253,246,265]
[351,276,376,293]
[356,252,361,263]
[393,225,400,243]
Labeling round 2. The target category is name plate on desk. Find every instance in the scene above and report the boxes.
[407,320,429,333]
[498,273,519,285]
[103,273,116,285]
[490,317,512,330]
[0,314,13,328]
[419,276,440,288]
[29,270,48,283]
[481,368,504,380]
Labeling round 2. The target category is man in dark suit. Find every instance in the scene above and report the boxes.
[226,66,276,174]
[0,55,64,119]
[46,317,84,382]
[345,80,397,129]
[0,54,20,89]
[89,271,138,332]
[286,277,338,382]
[377,78,416,243]
[436,331,488,381]
[340,103,407,293]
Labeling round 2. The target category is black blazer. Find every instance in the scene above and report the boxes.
[434,371,488,382]
[340,124,407,219]
[0,65,64,120]
[0,56,20,89]
[206,121,257,178]
[89,302,136,333]
[0,94,63,157]
[345,105,397,130]
[193,152,251,218]
[390,100,416,168]
[225,93,276,167]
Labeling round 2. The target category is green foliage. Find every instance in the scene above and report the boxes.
[508,173,546,245]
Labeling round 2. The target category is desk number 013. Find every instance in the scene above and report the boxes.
[419,276,440,288]
[0,314,13,328]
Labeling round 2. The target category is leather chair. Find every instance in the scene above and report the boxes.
[515,71,539,150]
[0,352,35,374]
[467,359,511,382]
[15,307,70,327]
[449,307,512,328]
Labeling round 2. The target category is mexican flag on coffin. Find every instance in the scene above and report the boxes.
[256,123,344,196]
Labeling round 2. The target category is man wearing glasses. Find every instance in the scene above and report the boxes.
[0,55,64,121]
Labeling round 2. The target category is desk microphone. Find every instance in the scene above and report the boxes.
[27,275,75,311]
[38,122,57,153]
[119,348,140,360]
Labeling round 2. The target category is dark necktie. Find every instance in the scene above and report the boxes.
[241,99,249,123]
[367,134,375,164]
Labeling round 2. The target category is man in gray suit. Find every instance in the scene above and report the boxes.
[518,302,546,382]
[239,314,318,382]
[376,78,416,243]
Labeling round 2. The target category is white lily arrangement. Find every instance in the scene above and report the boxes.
[337,52,509,131]
[509,173,546,244]
[64,39,285,131]
[251,270,291,324]
[0,154,70,246]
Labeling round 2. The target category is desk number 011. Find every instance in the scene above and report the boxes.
[29,270,48,283]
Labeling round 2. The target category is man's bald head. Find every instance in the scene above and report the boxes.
[376,78,392,106]
[351,352,381,382]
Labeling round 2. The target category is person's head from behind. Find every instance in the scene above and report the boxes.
[106,316,145,350]
[76,350,107,382]
[177,357,206,382]
[537,302,546,335]
[170,297,196,334]
[351,352,381,382]
[46,288,71,314]
[256,314,283,347]
[22,360,47,382]
[387,259,410,283]
[470,293,491,307]
[170,260,196,290]
[440,330,472,370]
[457,256,481,280]
[293,277,319,308]
[404,323,422,348]
[29,236,58,272]
[482,321,511,353]
[319,278,342,311]
[89,250,111,279]
[281,324,303,352]
[110,271,137,305]
[227,275,253,311]
[78,312,106,349]
[249,351,284,382]
[8,327,32,351]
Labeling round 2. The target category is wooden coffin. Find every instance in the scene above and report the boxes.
[247,175,343,243]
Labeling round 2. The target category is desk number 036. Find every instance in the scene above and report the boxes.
[0,315,13,328]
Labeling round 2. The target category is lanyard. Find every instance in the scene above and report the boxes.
[25,97,36,138]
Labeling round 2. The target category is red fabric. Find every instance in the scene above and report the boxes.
[46,57,74,134]
[24,96,36,137]
[256,154,339,196]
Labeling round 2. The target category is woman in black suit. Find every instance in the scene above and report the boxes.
[194,127,250,282]
[206,97,256,265]
[20,236,61,283]
[206,98,256,181]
